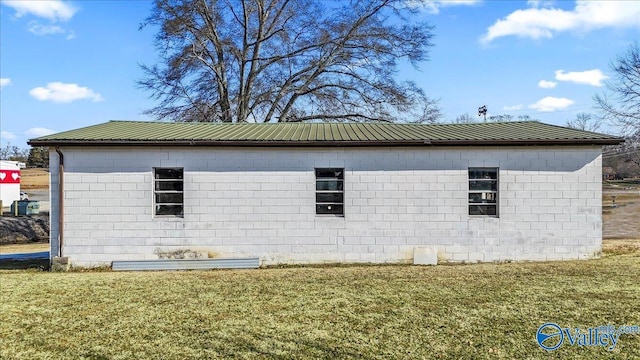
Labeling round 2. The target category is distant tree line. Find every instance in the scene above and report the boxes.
[0,145,28,162]
[0,145,49,168]
[452,113,533,123]
[603,130,640,179]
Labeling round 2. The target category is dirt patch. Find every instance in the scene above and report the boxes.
[603,181,640,240]
[0,213,50,245]
[20,168,49,190]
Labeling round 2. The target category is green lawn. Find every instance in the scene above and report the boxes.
[1,249,639,359]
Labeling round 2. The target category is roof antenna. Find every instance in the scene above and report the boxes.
[478,105,487,122]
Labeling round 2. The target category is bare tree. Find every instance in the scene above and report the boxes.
[622,130,640,168]
[0,144,29,162]
[487,114,513,122]
[139,0,440,123]
[595,42,640,135]
[452,113,533,124]
[566,113,602,132]
[603,129,640,178]
[454,113,475,123]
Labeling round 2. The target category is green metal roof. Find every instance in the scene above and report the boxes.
[28,120,623,147]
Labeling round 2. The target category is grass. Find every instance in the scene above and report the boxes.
[1,177,637,358]
[1,246,639,359]
[603,179,640,188]
[602,239,640,256]
[0,242,49,254]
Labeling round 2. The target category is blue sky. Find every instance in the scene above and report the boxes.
[1,0,639,148]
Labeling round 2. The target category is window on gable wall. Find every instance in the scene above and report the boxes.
[154,168,184,217]
[468,168,498,217]
[315,168,344,215]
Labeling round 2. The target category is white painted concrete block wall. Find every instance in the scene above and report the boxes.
[50,146,602,266]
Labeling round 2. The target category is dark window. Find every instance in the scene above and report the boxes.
[316,168,344,215]
[469,168,498,217]
[154,168,184,217]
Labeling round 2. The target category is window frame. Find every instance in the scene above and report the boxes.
[315,168,345,216]
[153,167,184,218]
[468,167,499,217]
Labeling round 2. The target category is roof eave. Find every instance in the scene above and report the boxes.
[431,138,625,146]
[28,139,432,147]
[28,138,624,147]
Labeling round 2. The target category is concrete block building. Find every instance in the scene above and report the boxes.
[28,121,623,267]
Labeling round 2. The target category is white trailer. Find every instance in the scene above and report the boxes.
[0,160,21,207]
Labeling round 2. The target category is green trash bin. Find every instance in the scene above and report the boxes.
[10,200,40,215]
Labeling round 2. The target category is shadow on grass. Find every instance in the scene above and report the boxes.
[0,259,49,270]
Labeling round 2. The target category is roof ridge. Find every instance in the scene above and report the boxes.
[104,120,544,126]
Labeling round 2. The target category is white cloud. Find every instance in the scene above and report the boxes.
[554,69,608,87]
[503,104,523,111]
[527,0,555,8]
[406,0,480,14]
[29,82,103,103]
[529,96,574,112]
[1,131,17,141]
[1,0,77,22]
[3,1,77,39]
[25,127,56,137]
[0,78,11,87]
[27,21,74,39]
[28,22,65,35]
[538,80,557,89]
[481,1,640,43]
